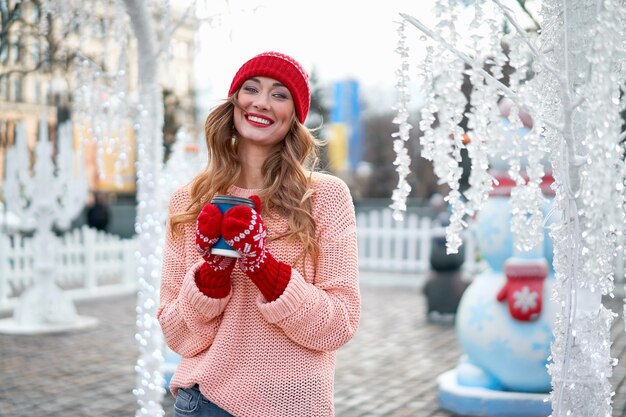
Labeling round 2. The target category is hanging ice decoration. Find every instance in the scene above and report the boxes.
[70,0,134,187]
[390,21,413,221]
[395,0,626,416]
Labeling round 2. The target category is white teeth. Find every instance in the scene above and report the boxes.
[248,115,271,125]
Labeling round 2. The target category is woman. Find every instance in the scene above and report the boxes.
[158,51,361,417]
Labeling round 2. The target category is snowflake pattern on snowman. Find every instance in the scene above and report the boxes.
[467,299,494,331]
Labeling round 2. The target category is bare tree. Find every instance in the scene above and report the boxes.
[0,0,104,83]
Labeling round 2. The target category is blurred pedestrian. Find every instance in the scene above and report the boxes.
[86,191,110,232]
[158,51,361,417]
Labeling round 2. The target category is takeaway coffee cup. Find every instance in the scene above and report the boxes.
[210,195,257,258]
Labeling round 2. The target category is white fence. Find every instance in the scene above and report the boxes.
[0,208,478,313]
[356,208,478,274]
[357,209,432,272]
[3,207,623,315]
[0,225,137,313]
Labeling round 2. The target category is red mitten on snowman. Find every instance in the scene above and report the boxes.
[497,258,549,321]
[195,203,236,298]
[221,195,291,302]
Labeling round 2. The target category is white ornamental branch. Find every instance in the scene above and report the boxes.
[399,12,561,134]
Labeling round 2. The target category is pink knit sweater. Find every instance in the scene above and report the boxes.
[158,172,361,417]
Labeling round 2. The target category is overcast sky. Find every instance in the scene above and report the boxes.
[193,0,442,113]
[192,0,537,115]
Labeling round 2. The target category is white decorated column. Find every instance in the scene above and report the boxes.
[539,1,621,415]
[122,1,167,416]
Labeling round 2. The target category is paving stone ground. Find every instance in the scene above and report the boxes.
[1,272,625,417]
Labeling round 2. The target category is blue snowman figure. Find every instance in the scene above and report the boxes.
[438,173,556,417]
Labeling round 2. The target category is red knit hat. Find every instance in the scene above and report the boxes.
[228,51,311,123]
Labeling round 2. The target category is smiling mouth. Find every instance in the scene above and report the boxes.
[246,114,273,126]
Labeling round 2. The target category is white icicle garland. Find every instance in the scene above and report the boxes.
[59,0,135,188]
[417,1,470,253]
[390,21,413,221]
[463,78,497,218]
[463,2,506,218]
[575,0,626,297]
[399,2,548,254]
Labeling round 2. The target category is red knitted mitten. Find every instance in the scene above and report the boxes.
[195,203,235,298]
[497,258,549,321]
[222,195,291,302]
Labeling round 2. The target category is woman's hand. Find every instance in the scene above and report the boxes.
[222,195,291,302]
[194,203,235,297]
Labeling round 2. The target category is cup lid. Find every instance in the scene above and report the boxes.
[211,195,256,208]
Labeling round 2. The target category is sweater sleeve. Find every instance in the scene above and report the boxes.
[157,188,232,358]
[256,176,361,352]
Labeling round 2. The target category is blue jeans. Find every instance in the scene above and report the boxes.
[173,385,235,417]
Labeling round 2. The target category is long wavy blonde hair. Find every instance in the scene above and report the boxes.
[170,95,322,269]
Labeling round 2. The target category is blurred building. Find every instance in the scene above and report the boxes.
[0,1,198,196]
[327,79,363,174]
[0,1,56,187]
